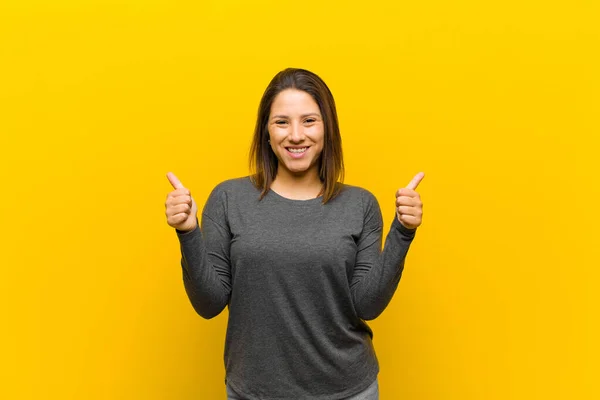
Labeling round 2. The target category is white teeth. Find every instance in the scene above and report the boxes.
[288,147,307,153]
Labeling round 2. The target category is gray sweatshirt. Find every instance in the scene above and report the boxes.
[176,176,416,399]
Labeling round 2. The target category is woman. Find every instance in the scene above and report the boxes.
[164,68,424,400]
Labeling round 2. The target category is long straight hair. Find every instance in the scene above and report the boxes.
[249,68,345,203]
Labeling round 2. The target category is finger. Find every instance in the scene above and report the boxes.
[166,188,191,200]
[165,193,191,211]
[396,187,421,199]
[398,214,420,227]
[167,203,192,217]
[396,196,417,207]
[167,193,192,206]
[168,213,189,226]
[167,172,185,190]
[405,172,425,191]
[397,205,422,217]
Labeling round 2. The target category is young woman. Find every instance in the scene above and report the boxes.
[164,68,424,400]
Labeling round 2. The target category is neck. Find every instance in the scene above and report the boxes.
[271,167,323,199]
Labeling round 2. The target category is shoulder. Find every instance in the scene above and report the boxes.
[203,176,255,217]
[331,183,382,220]
[205,176,257,205]
[211,176,253,192]
[337,182,379,205]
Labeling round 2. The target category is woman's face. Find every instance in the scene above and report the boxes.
[268,89,325,178]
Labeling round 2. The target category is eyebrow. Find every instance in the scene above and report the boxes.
[270,113,321,120]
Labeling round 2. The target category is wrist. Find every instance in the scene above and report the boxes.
[175,218,199,234]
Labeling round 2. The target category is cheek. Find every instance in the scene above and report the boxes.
[315,135,325,152]
[308,126,325,142]
[313,144,324,159]
[270,127,289,141]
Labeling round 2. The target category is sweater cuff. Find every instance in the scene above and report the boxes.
[176,221,201,242]
[391,216,417,237]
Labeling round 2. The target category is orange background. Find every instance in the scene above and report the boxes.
[1,0,598,398]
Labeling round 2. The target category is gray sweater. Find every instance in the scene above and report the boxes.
[176,176,416,399]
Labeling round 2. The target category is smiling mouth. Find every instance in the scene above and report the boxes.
[286,147,309,153]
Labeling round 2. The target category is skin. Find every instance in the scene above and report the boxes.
[267,89,325,200]
[165,90,425,231]
[165,172,197,232]
[395,172,425,230]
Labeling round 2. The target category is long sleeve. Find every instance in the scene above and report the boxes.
[176,184,232,319]
[350,192,416,320]
[182,177,408,398]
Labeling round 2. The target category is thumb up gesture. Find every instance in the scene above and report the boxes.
[396,172,425,230]
[165,172,198,232]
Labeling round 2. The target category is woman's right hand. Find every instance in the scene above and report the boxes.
[165,172,198,232]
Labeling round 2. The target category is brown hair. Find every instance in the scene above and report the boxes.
[249,68,345,203]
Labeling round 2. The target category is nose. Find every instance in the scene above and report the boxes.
[289,121,305,143]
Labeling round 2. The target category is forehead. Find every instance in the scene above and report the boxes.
[270,89,320,115]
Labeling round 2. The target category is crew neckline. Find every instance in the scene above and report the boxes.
[267,188,324,205]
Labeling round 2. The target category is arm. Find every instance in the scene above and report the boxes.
[350,193,416,320]
[176,185,232,319]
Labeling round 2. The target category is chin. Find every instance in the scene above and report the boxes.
[279,162,307,173]
[288,167,311,175]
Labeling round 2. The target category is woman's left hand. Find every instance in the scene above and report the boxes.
[396,172,425,230]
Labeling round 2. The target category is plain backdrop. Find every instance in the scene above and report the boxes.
[1,0,598,398]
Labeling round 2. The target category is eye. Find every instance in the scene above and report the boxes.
[304,118,316,124]
[275,120,288,125]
